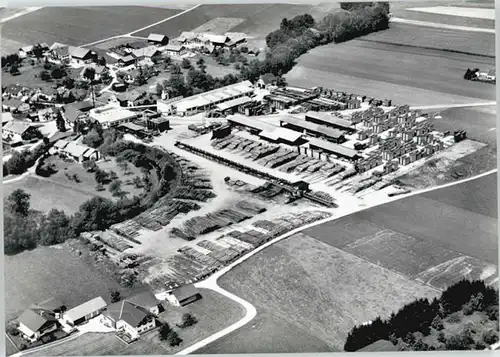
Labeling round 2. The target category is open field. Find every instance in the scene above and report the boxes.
[191,17,245,34]
[308,173,497,265]
[198,311,335,354]
[1,37,28,55]
[28,289,245,356]
[3,175,92,214]
[2,64,82,92]
[206,233,439,352]
[133,3,340,40]
[1,7,182,47]
[408,6,494,19]
[4,243,132,321]
[286,38,495,106]
[359,23,494,57]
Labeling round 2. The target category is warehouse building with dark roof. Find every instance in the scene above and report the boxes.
[308,138,360,161]
[305,111,356,133]
[279,115,346,144]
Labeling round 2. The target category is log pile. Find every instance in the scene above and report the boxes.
[96,230,133,252]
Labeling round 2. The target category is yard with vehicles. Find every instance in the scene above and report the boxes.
[26,288,245,356]
[205,232,439,352]
[285,38,495,107]
[1,6,182,48]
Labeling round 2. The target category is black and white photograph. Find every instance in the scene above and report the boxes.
[1,0,498,355]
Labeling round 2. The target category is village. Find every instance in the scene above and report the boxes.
[3,15,490,355]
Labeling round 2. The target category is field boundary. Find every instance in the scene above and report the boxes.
[171,169,497,354]
[357,38,495,59]
[391,17,495,34]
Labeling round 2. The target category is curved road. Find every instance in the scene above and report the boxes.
[172,168,498,355]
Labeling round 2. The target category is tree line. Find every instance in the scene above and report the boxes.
[344,279,499,351]
[4,133,180,255]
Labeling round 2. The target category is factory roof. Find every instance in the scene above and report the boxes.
[174,80,254,112]
[280,115,345,139]
[227,115,275,132]
[259,127,303,143]
[305,111,354,129]
[216,96,253,111]
[308,137,359,158]
[119,122,146,132]
[90,106,139,125]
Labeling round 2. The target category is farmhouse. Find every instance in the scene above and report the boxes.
[166,284,201,307]
[89,106,141,128]
[68,46,95,65]
[55,140,100,162]
[147,33,168,45]
[19,45,34,57]
[279,115,346,144]
[64,297,107,326]
[116,91,147,107]
[117,55,136,67]
[257,73,277,90]
[224,32,247,47]
[157,80,254,116]
[131,46,161,65]
[308,137,360,161]
[164,43,185,57]
[2,120,39,139]
[17,308,59,342]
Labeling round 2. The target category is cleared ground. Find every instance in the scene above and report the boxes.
[359,22,494,57]
[202,233,439,352]
[1,7,182,47]
[286,37,495,106]
[28,289,245,356]
[4,243,130,321]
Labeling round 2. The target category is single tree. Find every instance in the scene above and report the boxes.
[110,290,121,303]
[9,64,20,75]
[167,330,183,347]
[181,58,192,69]
[109,170,118,180]
[109,179,123,197]
[50,66,66,79]
[6,189,31,216]
[180,313,197,328]
[94,168,109,184]
[40,70,51,81]
[117,160,130,175]
[159,323,171,341]
[83,67,96,82]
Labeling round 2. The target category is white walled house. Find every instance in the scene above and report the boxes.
[166,284,201,307]
[17,308,59,342]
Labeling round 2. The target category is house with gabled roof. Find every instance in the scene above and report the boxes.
[68,46,95,65]
[101,291,161,339]
[17,308,59,342]
[64,296,107,326]
[147,33,168,45]
[58,140,100,163]
[164,42,186,57]
[166,284,201,307]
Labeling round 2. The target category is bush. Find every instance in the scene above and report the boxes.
[437,331,446,343]
[178,313,197,328]
[167,330,183,347]
[159,323,171,340]
[483,330,499,345]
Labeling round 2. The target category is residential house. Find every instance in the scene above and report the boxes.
[30,297,66,317]
[200,33,229,49]
[17,308,59,342]
[125,290,163,315]
[257,73,277,90]
[68,46,95,65]
[101,301,157,340]
[176,31,198,45]
[64,297,107,326]
[62,101,94,125]
[131,46,161,65]
[166,284,201,307]
[2,98,23,112]
[224,32,247,47]
[147,33,169,45]
[116,91,147,107]
[18,45,34,58]
[49,43,71,62]
[117,55,136,68]
[57,140,100,162]
[3,84,30,99]
[2,120,39,139]
[164,43,185,58]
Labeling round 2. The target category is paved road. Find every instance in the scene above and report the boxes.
[391,17,495,33]
[1,7,42,23]
[411,101,497,110]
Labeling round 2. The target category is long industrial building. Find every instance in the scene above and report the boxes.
[157,80,254,116]
[227,115,303,145]
[279,115,346,144]
[305,111,356,133]
[308,138,360,161]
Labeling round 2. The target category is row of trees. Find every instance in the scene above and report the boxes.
[344,279,499,351]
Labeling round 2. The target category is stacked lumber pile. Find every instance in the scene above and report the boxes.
[111,221,143,240]
[278,155,311,173]
[251,182,285,199]
[217,235,254,252]
[95,230,134,252]
[174,186,216,201]
[306,191,336,207]
[178,246,222,271]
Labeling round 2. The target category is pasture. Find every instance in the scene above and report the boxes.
[28,289,245,356]
[285,38,495,107]
[3,175,92,214]
[191,17,245,34]
[4,243,130,321]
[1,7,182,47]
[212,233,439,352]
[359,23,495,57]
